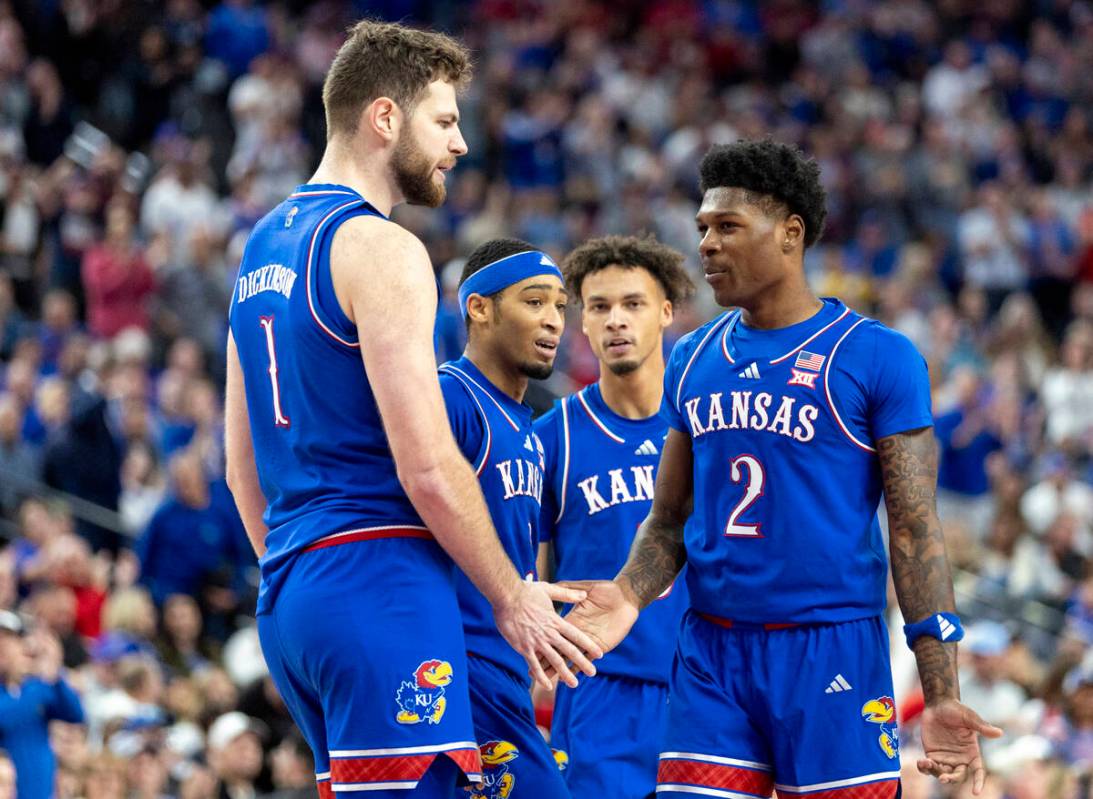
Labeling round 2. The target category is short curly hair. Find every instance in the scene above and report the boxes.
[323,20,472,138]
[563,235,695,305]
[699,139,827,248]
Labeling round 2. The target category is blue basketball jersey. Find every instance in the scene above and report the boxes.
[661,298,933,623]
[228,184,429,613]
[439,356,543,683]
[537,383,689,683]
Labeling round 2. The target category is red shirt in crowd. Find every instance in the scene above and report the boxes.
[81,244,156,339]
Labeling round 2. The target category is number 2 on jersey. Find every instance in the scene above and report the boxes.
[258,316,290,427]
[725,454,764,537]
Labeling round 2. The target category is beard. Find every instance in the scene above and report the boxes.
[392,128,445,208]
[519,361,554,380]
[606,358,641,376]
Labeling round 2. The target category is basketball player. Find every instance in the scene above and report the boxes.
[439,237,573,799]
[224,22,599,798]
[556,140,1003,796]
[534,236,694,798]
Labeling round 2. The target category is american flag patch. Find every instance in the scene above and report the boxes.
[795,351,826,371]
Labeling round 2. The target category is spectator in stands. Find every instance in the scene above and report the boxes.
[0,609,84,799]
[0,392,39,515]
[935,367,1004,541]
[207,711,266,799]
[137,449,237,606]
[260,733,314,799]
[81,198,156,340]
[959,621,1028,738]
[157,593,211,677]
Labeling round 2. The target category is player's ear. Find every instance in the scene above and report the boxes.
[661,299,674,329]
[365,97,400,143]
[466,294,490,327]
[781,214,805,253]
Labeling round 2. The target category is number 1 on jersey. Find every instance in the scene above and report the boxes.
[258,316,290,427]
[725,454,764,537]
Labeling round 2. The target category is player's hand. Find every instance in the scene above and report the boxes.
[917,698,1003,794]
[494,580,603,692]
[541,580,640,681]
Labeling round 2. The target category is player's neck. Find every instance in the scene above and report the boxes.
[739,277,823,330]
[597,349,664,420]
[309,141,400,217]
[464,346,528,404]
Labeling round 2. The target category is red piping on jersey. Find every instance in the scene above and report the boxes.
[677,312,737,412]
[439,365,493,476]
[822,317,875,453]
[555,396,572,522]
[301,526,433,552]
[576,387,625,443]
[769,306,852,364]
[440,364,520,432]
[698,612,799,631]
[305,199,365,349]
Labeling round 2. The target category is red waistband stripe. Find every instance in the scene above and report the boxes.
[699,613,799,631]
[302,526,433,553]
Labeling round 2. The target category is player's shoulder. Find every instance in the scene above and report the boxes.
[533,397,565,435]
[837,314,924,365]
[438,362,477,402]
[668,311,733,364]
[334,214,427,260]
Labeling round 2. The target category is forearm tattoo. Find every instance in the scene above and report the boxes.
[619,513,687,610]
[878,428,960,704]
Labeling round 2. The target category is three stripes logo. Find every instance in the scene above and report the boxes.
[825,674,853,694]
[937,614,957,640]
[634,439,659,456]
[737,363,761,380]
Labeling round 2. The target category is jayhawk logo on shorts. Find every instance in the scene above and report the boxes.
[395,659,453,725]
[465,740,519,799]
[551,748,568,771]
[861,696,899,759]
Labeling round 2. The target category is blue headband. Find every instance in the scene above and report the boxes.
[458,250,564,316]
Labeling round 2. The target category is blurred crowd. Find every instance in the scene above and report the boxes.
[0,0,1091,796]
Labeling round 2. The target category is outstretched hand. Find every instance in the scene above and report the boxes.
[494,580,603,691]
[540,579,640,682]
[917,699,1003,794]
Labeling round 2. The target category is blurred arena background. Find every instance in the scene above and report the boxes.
[0,0,1090,796]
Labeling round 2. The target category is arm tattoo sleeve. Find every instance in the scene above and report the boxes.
[619,509,688,610]
[878,427,960,705]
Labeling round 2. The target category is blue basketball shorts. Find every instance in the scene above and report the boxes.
[257,534,482,797]
[464,655,570,799]
[550,674,668,799]
[657,611,901,799]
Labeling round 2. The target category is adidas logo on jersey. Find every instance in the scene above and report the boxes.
[937,614,957,640]
[737,363,761,380]
[524,435,534,452]
[825,674,853,694]
[634,439,659,456]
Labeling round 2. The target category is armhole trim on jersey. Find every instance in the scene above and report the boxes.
[305,199,367,349]
[719,311,741,364]
[556,397,571,523]
[439,365,520,432]
[769,306,852,364]
[576,387,625,444]
[439,366,492,476]
[823,317,875,453]
[677,312,736,412]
